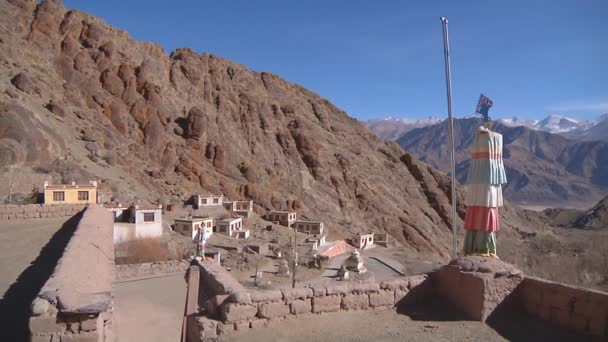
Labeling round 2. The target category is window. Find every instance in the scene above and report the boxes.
[207,222,212,228]
[213,198,219,204]
[78,191,89,201]
[143,212,155,222]
[201,198,207,204]
[53,191,65,201]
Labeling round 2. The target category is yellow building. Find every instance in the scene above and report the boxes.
[43,181,98,205]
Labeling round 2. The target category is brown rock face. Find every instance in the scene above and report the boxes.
[185,106,208,140]
[0,0,544,258]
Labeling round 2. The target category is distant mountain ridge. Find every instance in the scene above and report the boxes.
[364,116,442,141]
[367,114,608,142]
[394,118,608,206]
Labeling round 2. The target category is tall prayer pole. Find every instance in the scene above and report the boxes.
[440,17,458,259]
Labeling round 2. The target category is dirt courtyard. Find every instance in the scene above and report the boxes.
[220,299,585,342]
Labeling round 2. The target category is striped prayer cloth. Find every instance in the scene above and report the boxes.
[470,129,503,154]
[463,206,500,232]
[467,159,507,185]
[465,184,503,207]
[467,128,507,185]
[471,152,502,159]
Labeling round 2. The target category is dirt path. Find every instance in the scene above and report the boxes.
[113,273,187,342]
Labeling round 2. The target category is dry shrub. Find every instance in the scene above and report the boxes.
[115,238,170,264]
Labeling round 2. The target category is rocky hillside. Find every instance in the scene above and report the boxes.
[574,195,608,229]
[0,0,554,261]
[396,118,608,206]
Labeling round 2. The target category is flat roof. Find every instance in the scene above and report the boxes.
[134,205,162,210]
[197,194,223,197]
[269,210,296,214]
[45,184,96,190]
[102,203,129,209]
[217,217,242,223]
[175,216,213,222]
[294,220,322,224]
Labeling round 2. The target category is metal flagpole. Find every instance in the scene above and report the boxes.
[440,17,458,259]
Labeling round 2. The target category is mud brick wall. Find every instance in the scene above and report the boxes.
[187,260,434,341]
[518,276,608,338]
[0,204,85,221]
[29,205,114,342]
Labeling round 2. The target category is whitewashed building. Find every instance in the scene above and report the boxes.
[113,204,163,243]
[174,216,214,240]
[353,233,374,250]
[215,217,250,239]
[267,210,297,227]
[293,220,324,236]
[224,200,254,217]
[194,194,224,208]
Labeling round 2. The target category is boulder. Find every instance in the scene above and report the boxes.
[11,73,35,93]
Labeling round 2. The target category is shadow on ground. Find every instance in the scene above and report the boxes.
[397,297,599,342]
[0,212,83,341]
[487,309,603,342]
[397,297,467,322]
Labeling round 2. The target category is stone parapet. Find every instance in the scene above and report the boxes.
[0,204,85,221]
[188,260,434,341]
[434,256,524,322]
[188,256,607,341]
[29,205,114,342]
[519,276,608,338]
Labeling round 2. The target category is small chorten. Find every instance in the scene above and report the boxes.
[344,250,367,274]
[337,265,350,281]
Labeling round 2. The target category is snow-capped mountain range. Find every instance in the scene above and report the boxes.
[366,114,607,141]
[498,114,596,134]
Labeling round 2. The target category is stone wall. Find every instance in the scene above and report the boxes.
[0,204,85,221]
[518,276,608,338]
[187,259,433,341]
[29,205,114,342]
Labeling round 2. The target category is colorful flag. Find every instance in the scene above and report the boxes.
[475,94,493,122]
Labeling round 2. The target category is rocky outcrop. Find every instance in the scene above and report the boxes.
[574,195,608,229]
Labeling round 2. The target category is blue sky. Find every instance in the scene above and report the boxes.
[63,0,608,121]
